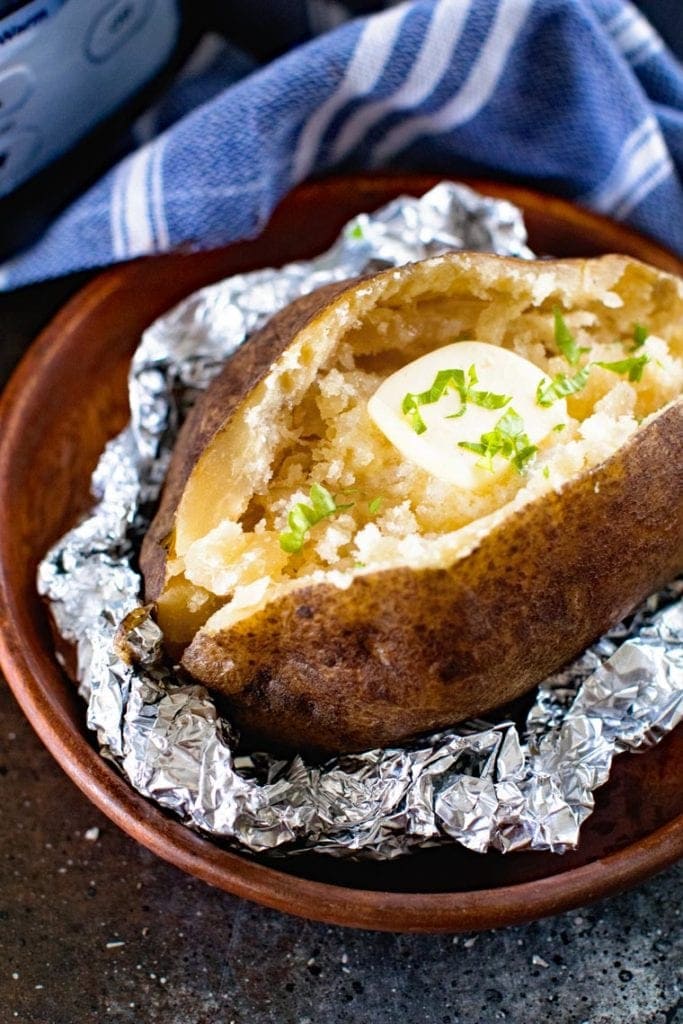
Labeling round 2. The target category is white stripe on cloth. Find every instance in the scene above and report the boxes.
[149,136,169,250]
[605,2,663,65]
[122,146,156,257]
[110,159,130,260]
[330,0,471,164]
[614,156,673,219]
[291,2,410,183]
[629,38,664,67]
[582,117,669,214]
[370,0,533,167]
[604,7,630,35]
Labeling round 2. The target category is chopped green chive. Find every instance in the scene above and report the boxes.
[279,484,353,554]
[631,324,649,350]
[402,364,510,433]
[536,364,592,406]
[458,408,538,474]
[554,307,590,366]
[595,354,649,382]
[368,496,383,515]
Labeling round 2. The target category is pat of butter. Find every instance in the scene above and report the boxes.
[367,341,566,490]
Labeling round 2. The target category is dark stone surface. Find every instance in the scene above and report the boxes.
[0,278,681,1024]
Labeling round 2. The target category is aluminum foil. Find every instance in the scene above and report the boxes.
[38,182,683,858]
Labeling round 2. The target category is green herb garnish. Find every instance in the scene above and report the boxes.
[554,307,590,366]
[402,364,510,433]
[542,466,550,479]
[458,408,538,474]
[553,422,566,432]
[349,223,364,240]
[631,323,649,350]
[595,354,649,382]
[536,364,592,406]
[279,484,353,553]
[368,496,383,515]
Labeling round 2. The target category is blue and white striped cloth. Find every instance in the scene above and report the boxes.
[2,0,682,290]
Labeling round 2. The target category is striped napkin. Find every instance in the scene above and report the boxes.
[1,0,681,290]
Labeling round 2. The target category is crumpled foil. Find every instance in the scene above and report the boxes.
[38,182,683,858]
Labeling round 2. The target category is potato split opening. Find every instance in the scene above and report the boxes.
[156,254,683,644]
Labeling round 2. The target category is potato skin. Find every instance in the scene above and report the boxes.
[141,254,683,756]
[181,401,683,755]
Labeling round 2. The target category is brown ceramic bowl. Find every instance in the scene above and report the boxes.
[0,175,681,933]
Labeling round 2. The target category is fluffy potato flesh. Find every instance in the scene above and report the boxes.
[159,255,682,637]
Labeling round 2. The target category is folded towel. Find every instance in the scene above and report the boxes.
[2,0,682,290]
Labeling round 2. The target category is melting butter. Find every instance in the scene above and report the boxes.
[367,341,566,490]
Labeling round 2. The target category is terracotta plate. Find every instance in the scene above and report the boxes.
[0,175,681,933]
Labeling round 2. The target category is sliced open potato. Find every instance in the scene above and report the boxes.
[141,253,683,755]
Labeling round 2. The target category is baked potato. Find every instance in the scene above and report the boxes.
[141,252,683,755]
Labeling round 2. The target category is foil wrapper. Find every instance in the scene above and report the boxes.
[38,182,683,858]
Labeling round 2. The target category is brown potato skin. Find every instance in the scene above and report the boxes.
[181,401,683,756]
[141,257,683,756]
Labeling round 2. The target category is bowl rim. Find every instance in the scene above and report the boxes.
[0,175,681,933]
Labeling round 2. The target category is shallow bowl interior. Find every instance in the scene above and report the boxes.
[0,175,681,932]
